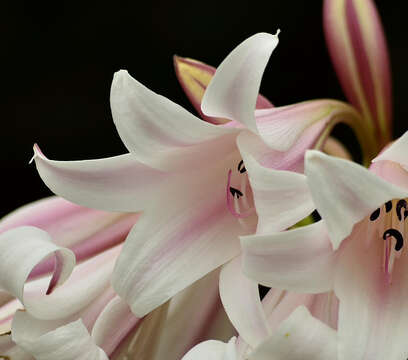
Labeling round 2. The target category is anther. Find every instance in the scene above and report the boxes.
[370,208,380,221]
[230,187,243,199]
[396,200,407,221]
[385,201,392,212]
[383,229,404,251]
[238,160,246,173]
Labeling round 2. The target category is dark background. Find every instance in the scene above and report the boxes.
[6,1,407,217]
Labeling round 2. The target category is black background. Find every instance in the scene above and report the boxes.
[6,1,407,217]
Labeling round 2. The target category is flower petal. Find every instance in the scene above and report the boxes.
[0,197,138,266]
[0,227,75,314]
[25,245,119,320]
[370,160,408,190]
[110,70,237,171]
[248,306,337,360]
[32,147,168,212]
[155,268,235,360]
[12,311,108,360]
[323,137,352,160]
[182,337,237,360]
[91,296,141,357]
[201,32,279,134]
[305,150,408,249]
[324,0,392,147]
[237,131,314,233]
[372,131,408,168]
[219,256,270,348]
[334,222,408,360]
[112,172,249,316]
[173,56,273,125]
[241,221,335,293]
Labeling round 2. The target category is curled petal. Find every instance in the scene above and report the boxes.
[0,227,75,316]
[219,257,270,348]
[323,137,352,160]
[12,312,108,360]
[241,221,335,293]
[324,0,392,147]
[305,150,408,249]
[173,56,273,124]
[110,70,237,171]
[202,32,279,134]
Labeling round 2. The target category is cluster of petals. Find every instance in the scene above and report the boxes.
[0,0,399,358]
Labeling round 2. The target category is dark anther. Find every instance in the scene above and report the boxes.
[405,210,408,220]
[383,228,404,251]
[230,187,243,199]
[238,160,247,173]
[370,208,380,221]
[385,201,392,212]
[396,200,407,221]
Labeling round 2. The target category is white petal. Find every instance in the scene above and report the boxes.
[202,32,279,133]
[111,70,238,171]
[12,311,108,360]
[305,150,408,249]
[248,306,337,360]
[219,256,270,348]
[25,245,119,320]
[33,147,168,212]
[91,296,141,357]
[241,221,335,293]
[155,268,235,360]
[182,337,238,360]
[237,132,314,233]
[372,131,408,167]
[112,178,248,316]
[334,222,408,360]
[0,227,75,317]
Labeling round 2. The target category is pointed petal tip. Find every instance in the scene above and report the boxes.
[112,69,131,86]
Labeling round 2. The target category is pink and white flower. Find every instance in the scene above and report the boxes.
[32,32,371,319]
[241,132,408,359]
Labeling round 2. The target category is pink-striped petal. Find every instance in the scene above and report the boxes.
[202,32,279,135]
[112,170,252,316]
[173,56,273,125]
[334,222,408,360]
[241,221,335,293]
[0,196,139,278]
[32,147,168,213]
[324,0,392,148]
[110,70,238,171]
[12,312,108,360]
[305,150,408,249]
[219,256,270,348]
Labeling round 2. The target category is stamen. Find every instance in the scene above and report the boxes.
[370,208,380,221]
[238,160,247,173]
[396,200,407,221]
[383,229,404,251]
[226,169,255,219]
